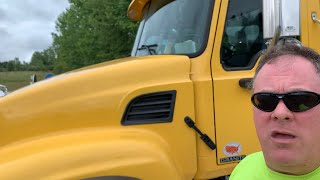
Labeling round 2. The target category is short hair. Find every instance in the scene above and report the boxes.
[252,43,320,90]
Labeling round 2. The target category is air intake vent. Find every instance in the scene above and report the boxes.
[122,91,176,125]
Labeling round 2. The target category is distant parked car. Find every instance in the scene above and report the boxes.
[44,73,54,79]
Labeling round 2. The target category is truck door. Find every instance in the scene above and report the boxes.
[306,0,320,52]
[211,0,263,164]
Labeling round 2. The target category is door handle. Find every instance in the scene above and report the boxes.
[312,12,320,24]
[239,78,253,90]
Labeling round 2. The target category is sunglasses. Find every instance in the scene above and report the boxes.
[251,91,320,112]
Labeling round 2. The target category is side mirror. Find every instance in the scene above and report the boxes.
[263,0,300,39]
[0,85,8,97]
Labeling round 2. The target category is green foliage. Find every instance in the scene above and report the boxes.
[0,1,138,74]
[0,71,50,91]
[0,47,56,72]
[0,58,22,72]
[52,0,139,73]
[30,52,46,70]
[30,47,56,71]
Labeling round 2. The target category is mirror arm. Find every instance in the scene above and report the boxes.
[239,78,253,90]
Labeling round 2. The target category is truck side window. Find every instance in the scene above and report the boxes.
[220,0,266,70]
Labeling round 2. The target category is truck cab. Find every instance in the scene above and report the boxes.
[0,0,319,179]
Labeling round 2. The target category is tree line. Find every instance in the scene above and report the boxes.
[1,0,139,74]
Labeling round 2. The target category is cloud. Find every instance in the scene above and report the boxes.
[0,0,69,62]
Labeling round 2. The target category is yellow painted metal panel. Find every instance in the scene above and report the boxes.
[307,0,320,52]
[0,128,184,179]
[192,0,240,179]
[300,0,309,46]
[0,55,197,179]
[210,0,261,170]
[128,0,150,21]
[128,0,173,21]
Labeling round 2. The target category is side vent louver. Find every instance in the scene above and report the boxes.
[121,91,176,125]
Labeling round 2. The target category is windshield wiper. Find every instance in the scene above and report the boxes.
[138,44,158,55]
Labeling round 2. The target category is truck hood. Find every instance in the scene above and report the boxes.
[0,55,192,146]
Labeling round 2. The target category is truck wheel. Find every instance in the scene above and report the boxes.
[82,176,140,180]
[212,175,230,180]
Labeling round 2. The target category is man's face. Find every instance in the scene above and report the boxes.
[253,55,320,175]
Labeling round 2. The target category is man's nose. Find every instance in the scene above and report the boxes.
[271,100,294,121]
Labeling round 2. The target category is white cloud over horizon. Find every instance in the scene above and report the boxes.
[0,0,70,62]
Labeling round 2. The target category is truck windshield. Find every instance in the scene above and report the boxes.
[132,0,214,57]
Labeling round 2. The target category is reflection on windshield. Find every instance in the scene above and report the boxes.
[133,0,213,57]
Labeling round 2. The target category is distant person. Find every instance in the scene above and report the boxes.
[230,43,320,179]
[30,74,37,84]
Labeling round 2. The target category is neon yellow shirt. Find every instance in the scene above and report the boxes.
[230,151,320,180]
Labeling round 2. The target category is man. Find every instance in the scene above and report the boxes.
[230,43,320,179]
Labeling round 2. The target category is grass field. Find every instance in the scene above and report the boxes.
[0,71,50,92]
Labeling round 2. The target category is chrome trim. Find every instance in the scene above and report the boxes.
[263,0,300,38]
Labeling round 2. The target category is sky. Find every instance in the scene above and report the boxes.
[0,0,70,63]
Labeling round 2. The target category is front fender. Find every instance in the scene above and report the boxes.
[0,128,185,180]
[0,55,197,179]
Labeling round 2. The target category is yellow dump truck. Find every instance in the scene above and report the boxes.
[0,0,319,179]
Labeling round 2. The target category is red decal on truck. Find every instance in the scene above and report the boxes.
[223,142,242,157]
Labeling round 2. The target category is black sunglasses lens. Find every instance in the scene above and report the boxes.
[251,93,279,112]
[284,92,320,112]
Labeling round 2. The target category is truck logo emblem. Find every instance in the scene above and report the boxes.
[223,142,242,157]
[220,155,246,163]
